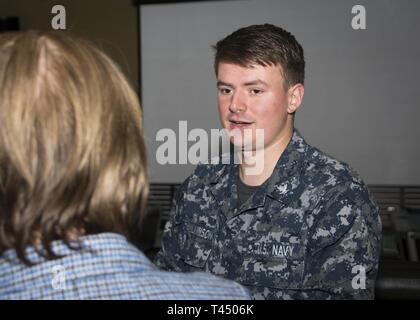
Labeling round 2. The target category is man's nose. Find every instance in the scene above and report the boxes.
[228,92,246,114]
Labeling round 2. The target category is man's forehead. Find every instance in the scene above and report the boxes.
[217,62,284,85]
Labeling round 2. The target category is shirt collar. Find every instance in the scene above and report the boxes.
[0,233,154,277]
[207,129,308,213]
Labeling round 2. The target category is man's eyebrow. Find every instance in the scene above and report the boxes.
[243,79,269,87]
[217,81,232,87]
[217,80,269,87]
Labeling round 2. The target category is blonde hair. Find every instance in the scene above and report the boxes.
[0,30,148,264]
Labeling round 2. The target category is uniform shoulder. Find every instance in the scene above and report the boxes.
[303,145,367,196]
[303,146,380,255]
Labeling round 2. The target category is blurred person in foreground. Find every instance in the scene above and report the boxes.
[0,30,250,300]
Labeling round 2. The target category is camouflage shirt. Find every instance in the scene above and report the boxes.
[154,129,382,299]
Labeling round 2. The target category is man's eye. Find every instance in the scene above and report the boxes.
[251,89,263,95]
[219,88,232,95]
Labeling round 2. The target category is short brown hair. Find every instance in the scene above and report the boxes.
[214,24,305,88]
[0,31,148,264]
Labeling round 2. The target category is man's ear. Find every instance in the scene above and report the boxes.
[287,84,304,114]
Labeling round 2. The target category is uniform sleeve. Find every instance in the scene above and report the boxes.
[153,180,189,271]
[302,185,382,299]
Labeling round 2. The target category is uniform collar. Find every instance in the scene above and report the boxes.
[265,128,308,201]
[207,129,308,217]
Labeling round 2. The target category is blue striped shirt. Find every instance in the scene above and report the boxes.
[0,233,250,300]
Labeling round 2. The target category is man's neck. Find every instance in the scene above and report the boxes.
[239,128,293,187]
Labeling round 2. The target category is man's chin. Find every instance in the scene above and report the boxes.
[230,138,254,150]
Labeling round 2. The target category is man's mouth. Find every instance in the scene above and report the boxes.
[229,119,254,130]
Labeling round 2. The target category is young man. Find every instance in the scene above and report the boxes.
[155,24,382,299]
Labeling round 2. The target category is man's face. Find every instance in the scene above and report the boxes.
[217,62,293,150]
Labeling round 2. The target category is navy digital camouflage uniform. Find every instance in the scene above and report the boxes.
[154,129,382,299]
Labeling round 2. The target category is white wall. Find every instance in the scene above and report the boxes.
[140,0,420,184]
